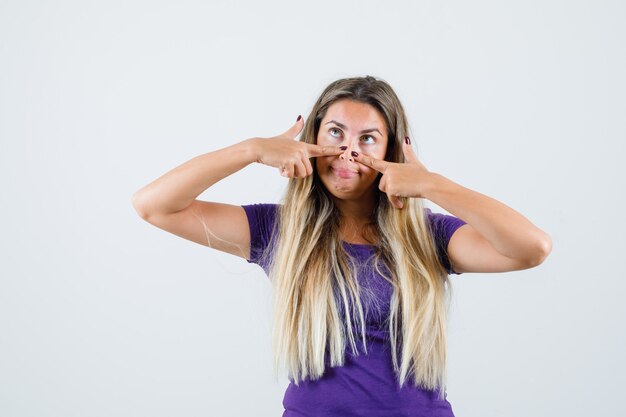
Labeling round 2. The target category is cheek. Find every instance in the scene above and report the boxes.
[317,136,333,147]
[315,156,328,172]
[372,144,388,159]
[315,156,338,177]
[362,167,380,179]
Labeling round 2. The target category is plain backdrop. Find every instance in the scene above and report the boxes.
[1,1,624,416]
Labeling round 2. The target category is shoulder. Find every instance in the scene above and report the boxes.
[424,207,467,233]
[240,203,283,271]
[424,207,468,275]
[241,203,282,232]
[242,203,280,218]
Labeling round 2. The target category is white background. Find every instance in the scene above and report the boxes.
[1,0,624,416]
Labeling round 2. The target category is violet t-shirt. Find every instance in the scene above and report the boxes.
[242,203,467,417]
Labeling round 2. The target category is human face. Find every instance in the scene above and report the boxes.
[315,99,389,203]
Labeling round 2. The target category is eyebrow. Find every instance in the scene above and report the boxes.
[325,120,383,136]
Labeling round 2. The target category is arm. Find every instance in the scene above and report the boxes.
[424,172,553,272]
[350,138,552,273]
[131,114,342,216]
[131,116,343,259]
[131,139,257,218]
[131,138,260,259]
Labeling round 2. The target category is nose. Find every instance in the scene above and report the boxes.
[339,138,359,162]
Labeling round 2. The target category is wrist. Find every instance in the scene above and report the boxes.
[423,172,444,201]
[240,137,261,164]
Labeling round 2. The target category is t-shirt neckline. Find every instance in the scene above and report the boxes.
[341,240,377,249]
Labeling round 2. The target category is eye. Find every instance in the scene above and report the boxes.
[328,128,375,144]
[329,128,342,137]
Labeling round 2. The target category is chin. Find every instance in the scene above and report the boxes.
[325,180,371,201]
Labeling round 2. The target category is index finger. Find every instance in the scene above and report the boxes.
[352,153,389,173]
[306,143,344,157]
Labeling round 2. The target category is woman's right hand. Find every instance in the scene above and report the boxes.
[251,115,344,178]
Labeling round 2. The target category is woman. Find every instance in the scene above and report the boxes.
[132,75,552,416]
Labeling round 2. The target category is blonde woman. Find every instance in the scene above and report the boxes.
[132,75,552,416]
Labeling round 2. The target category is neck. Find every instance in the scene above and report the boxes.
[335,200,375,222]
[332,191,378,244]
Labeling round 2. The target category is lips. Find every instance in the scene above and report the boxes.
[331,166,359,179]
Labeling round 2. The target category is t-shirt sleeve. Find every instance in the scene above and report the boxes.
[241,203,279,275]
[426,208,467,275]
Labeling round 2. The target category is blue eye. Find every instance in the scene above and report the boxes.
[329,128,375,144]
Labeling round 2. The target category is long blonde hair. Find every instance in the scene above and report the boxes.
[259,75,453,399]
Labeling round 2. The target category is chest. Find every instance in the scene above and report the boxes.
[336,245,395,326]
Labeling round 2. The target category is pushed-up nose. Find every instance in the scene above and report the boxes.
[339,145,354,162]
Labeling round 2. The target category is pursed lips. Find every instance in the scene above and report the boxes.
[331,166,359,178]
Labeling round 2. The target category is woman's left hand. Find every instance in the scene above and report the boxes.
[352,137,434,209]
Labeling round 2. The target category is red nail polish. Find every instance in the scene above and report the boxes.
[351,151,358,157]
[339,146,347,150]
[405,136,411,144]
[297,115,302,121]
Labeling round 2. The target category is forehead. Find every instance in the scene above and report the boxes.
[321,99,387,135]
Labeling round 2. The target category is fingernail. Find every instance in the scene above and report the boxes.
[296,115,302,122]
[405,136,411,144]
[339,146,348,150]
[351,151,358,157]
